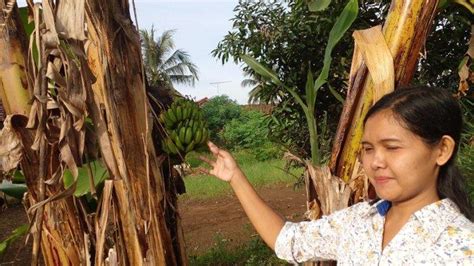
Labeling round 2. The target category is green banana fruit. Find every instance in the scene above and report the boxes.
[167,138,179,155]
[167,109,177,124]
[185,140,196,153]
[176,106,183,121]
[173,135,185,151]
[159,97,209,156]
[194,128,202,144]
[179,127,187,144]
[184,127,193,144]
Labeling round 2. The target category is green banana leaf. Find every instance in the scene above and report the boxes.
[313,0,359,98]
[12,170,25,184]
[240,55,282,87]
[0,224,29,257]
[0,183,27,200]
[63,160,108,197]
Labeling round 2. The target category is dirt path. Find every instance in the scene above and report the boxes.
[179,183,307,256]
[0,183,307,264]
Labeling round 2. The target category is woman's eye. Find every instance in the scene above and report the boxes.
[386,146,400,150]
[363,147,373,152]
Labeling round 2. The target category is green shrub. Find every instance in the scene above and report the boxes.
[458,98,474,202]
[220,110,266,148]
[220,110,282,160]
[202,95,242,145]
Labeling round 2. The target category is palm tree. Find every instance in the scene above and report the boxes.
[140,26,199,89]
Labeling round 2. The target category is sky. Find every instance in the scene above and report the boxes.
[134,0,248,103]
[18,0,250,103]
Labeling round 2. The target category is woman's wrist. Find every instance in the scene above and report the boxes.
[229,168,246,185]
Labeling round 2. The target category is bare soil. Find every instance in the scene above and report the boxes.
[180,183,307,256]
[0,183,307,264]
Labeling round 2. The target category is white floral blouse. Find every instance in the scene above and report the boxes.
[275,199,474,265]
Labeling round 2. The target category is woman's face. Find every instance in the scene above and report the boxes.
[361,110,440,203]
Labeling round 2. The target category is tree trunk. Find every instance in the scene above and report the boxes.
[0,1,186,265]
[84,0,185,263]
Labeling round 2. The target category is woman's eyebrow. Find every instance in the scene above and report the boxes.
[379,138,402,143]
[361,138,401,145]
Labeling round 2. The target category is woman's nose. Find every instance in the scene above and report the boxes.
[370,151,386,170]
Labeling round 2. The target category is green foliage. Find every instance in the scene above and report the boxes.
[213,0,382,158]
[0,224,28,258]
[214,0,471,159]
[414,4,472,90]
[220,110,281,160]
[240,0,358,165]
[0,183,27,200]
[458,98,474,202]
[201,95,242,145]
[189,235,283,265]
[63,160,108,197]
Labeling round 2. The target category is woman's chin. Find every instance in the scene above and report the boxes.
[374,189,399,202]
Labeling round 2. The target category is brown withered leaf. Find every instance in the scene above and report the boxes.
[41,0,60,47]
[353,26,395,102]
[0,115,23,172]
[56,0,86,41]
[458,25,473,97]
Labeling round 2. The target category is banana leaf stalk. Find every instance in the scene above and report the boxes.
[329,0,440,185]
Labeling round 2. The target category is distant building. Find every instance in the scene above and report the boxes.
[196,97,209,107]
[242,104,273,114]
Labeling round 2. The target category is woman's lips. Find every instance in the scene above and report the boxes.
[374,176,392,184]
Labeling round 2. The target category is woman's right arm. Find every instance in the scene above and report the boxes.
[200,142,285,250]
[201,142,354,263]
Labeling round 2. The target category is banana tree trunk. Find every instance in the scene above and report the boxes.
[0,1,186,265]
[84,0,184,264]
[329,0,439,185]
[0,2,87,265]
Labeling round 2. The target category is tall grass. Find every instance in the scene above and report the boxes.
[181,150,303,200]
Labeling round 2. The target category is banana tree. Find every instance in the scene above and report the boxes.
[0,0,186,265]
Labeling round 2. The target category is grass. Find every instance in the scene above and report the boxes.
[180,150,304,200]
[188,234,287,265]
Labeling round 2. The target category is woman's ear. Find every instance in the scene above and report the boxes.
[436,135,456,166]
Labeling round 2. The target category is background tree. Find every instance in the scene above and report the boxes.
[141,26,199,89]
[213,0,472,160]
[201,95,242,145]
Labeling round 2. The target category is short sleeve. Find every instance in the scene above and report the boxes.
[274,202,368,264]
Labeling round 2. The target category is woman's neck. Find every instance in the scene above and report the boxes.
[389,190,440,218]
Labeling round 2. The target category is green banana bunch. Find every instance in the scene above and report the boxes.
[159,98,209,156]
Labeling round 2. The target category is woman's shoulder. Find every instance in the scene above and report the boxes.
[447,214,474,236]
[324,200,378,221]
[436,203,474,252]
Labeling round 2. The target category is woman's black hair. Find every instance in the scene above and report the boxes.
[364,85,473,221]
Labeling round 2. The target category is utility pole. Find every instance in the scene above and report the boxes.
[209,80,231,94]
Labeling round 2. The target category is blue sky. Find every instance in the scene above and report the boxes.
[18,0,249,103]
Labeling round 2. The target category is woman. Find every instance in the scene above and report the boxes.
[200,86,473,264]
